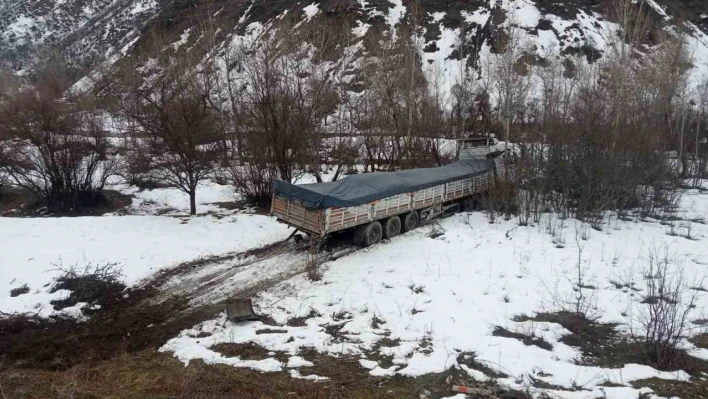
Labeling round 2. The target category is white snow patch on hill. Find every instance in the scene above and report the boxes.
[303,3,320,19]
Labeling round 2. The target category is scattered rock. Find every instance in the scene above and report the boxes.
[256,328,289,335]
[10,284,30,297]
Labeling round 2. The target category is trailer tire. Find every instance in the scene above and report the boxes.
[383,216,402,239]
[354,221,383,247]
[402,211,419,232]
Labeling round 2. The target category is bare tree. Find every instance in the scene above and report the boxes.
[234,17,339,184]
[0,70,116,213]
[359,12,444,170]
[451,19,483,137]
[603,0,652,146]
[693,77,708,185]
[215,15,355,205]
[109,31,224,215]
[490,10,534,156]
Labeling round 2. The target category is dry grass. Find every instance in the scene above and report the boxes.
[0,351,328,399]
[689,334,708,350]
[0,349,484,399]
[0,187,132,217]
[631,377,708,399]
[210,342,272,360]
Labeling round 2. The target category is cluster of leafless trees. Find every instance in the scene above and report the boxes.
[0,62,116,212]
[103,10,451,211]
[0,0,706,216]
[449,1,708,225]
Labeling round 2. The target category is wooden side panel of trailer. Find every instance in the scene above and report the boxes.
[272,171,492,236]
[326,203,371,233]
[372,193,412,220]
[473,174,488,192]
[444,177,471,202]
[411,184,445,210]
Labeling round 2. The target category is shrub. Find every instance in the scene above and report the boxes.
[0,82,116,213]
[632,245,701,368]
[49,262,126,312]
[229,162,279,208]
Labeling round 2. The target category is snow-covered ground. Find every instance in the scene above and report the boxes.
[162,186,708,399]
[115,179,241,215]
[3,159,708,398]
[0,180,291,316]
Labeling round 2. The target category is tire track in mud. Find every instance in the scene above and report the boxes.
[149,236,359,315]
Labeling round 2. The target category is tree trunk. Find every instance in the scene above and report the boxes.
[189,190,197,215]
[679,108,686,178]
[696,113,701,185]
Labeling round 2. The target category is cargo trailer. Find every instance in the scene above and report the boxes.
[271,138,508,246]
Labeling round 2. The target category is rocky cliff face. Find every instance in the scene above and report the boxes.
[2,0,707,81]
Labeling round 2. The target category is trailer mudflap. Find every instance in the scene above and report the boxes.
[225,299,259,322]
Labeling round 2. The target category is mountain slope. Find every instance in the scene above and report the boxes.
[2,0,707,86]
[0,0,158,72]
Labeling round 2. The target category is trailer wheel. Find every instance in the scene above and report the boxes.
[354,221,383,247]
[383,216,402,239]
[460,197,477,212]
[402,211,419,232]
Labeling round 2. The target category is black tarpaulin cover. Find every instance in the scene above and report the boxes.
[273,158,492,210]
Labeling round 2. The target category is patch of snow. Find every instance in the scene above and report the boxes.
[171,28,192,51]
[535,30,559,54]
[287,356,314,368]
[645,0,669,19]
[462,9,490,26]
[117,180,235,215]
[59,302,88,320]
[238,2,255,24]
[130,0,156,15]
[385,0,406,30]
[431,12,445,23]
[303,3,320,19]
[4,15,38,45]
[359,359,378,369]
[352,21,371,38]
[163,186,708,397]
[0,213,290,316]
[684,23,708,90]
[165,339,283,371]
[507,0,541,28]
[289,369,329,380]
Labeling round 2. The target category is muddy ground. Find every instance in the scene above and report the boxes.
[3,239,708,398]
[0,240,511,399]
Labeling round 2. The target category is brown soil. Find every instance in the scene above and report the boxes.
[515,312,618,361]
[492,326,553,351]
[0,186,37,215]
[210,342,272,360]
[689,334,708,350]
[0,187,133,217]
[515,312,708,398]
[0,289,217,370]
[0,346,519,399]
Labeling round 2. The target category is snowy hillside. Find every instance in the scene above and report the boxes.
[4,0,708,397]
[0,0,159,72]
[3,0,708,86]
